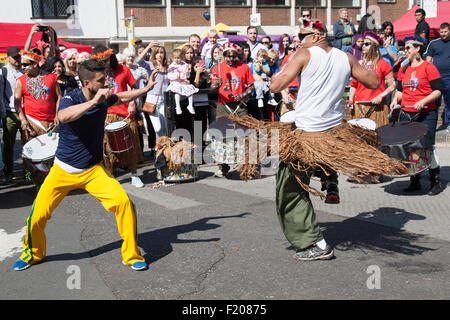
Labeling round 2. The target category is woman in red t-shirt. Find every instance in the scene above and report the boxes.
[348,32,395,128]
[390,36,443,195]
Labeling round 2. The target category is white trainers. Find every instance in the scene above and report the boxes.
[258,99,264,108]
[175,105,182,115]
[187,104,196,114]
[131,175,144,188]
[268,98,278,106]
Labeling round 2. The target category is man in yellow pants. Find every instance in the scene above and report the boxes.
[13,57,158,271]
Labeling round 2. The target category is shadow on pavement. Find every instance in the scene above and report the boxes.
[319,208,434,256]
[0,184,37,209]
[44,212,250,265]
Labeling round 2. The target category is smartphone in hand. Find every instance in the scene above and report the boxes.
[37,25,49,32]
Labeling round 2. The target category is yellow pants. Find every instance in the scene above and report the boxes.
[19,163,145,265]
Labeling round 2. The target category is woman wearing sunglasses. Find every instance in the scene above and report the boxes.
[391,36,443,195]
[348,31,395,128]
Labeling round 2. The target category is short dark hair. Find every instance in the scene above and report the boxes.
[78,59,105,85]
[247,26,257,34]
[440,22,450,29]
[415,8,426,16]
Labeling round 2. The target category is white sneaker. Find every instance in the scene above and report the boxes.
[268,98,278,106]
[187,104,196,114]
[446,126,450,133]
[176,105,182,115]
[131,175,144,188]
[258,99,264,108]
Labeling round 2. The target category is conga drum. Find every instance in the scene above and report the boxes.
[376,121,432,177]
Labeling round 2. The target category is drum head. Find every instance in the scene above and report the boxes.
[207,117,248,139]
[280,110,295,123]
[348,118,377,130]
[376,121,428,145]
[105,121,127,132]
[22,133,59,161]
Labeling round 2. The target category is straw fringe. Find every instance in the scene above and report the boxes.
[228,114,408,197]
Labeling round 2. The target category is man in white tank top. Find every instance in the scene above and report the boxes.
[270,20,380,261]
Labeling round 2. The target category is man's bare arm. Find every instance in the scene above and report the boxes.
[346,53,380,90]
[270,48,310,93]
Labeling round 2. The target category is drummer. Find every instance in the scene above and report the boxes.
[12,59,158,272]
[210,43,255,178]
[15,50,62,140]
[390,36,443,195]
[91,46,145,188]
[348,31,395,128]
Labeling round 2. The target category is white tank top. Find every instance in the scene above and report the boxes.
[294,46,351,132]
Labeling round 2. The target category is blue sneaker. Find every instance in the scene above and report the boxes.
[13,259,31,271]
[122,261,148,271]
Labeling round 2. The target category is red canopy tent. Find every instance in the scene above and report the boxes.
[393,3,450,40]
[0,22,92,54]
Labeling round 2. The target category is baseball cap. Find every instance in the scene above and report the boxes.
[7,46,21,57]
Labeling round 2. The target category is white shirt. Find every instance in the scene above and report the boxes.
[248,42,268,60]
[294,46,351,132]
[0,64,24,113]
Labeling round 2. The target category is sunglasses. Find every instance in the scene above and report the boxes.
[262,41,270,44]
[405,46,412,50]
[298,32,314,41]
[288,47,296,51]
[363,42,372,47]
[302,14,311,18]
[21,62,33,67]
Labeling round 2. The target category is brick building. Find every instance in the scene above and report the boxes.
[119,0,421,51]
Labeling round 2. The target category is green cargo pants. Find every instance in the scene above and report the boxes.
[2,111,26,176]
[275,161,336,250]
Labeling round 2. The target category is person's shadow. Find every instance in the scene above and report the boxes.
[45,212,250,265]
[300,207,435,256]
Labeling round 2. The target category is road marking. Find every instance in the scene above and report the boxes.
[123,184,204,210]
[0,226,26,261]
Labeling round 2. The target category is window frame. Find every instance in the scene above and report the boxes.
[377,0,396,3]
[215,0,251,7]
[256,0,290,7]
[30,0,75,19]
[171,0,210,7]
[124,0,165,7]
[295,0,327,8]
[331,0,361,8]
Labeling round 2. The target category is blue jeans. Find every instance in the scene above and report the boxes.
[439,75,450,127]
[341,45,352,53]
[399,108,438,145]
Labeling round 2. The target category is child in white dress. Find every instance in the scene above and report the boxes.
[166,49,199,115]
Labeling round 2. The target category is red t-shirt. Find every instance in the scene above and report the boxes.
[106,64,136,117]
[18,73,58,122]
[350,58,391,102]
[211,61,255,104]
[281,52,299,89]
[397,61,441,112]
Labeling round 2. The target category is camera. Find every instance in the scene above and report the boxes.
[37,25,49,32]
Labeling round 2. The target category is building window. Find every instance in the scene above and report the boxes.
[172,0,208,5]
[332,0,361,8]
[31,0,74,19]
[216,0,250,5]
[257,0,289,6]
[377,0,396,3]
[296,0,326,7]
[124,0,164,6]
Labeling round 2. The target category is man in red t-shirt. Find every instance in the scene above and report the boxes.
[92,46,145,188]
[210,43,255,177]
[15,50,61,140]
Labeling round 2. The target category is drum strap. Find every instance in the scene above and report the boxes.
[399,109,420,122]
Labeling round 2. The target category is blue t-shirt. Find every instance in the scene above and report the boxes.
[424,38,450,77]
[56,89,118,169]
[380,46,398,67]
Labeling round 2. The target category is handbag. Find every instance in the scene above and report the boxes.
[143,73,164,114]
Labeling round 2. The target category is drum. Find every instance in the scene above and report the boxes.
[376,121,432,177]
[207,117,247,165]
[105,121,133,153]
[22,132,59,185]
[348,118,377,131]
